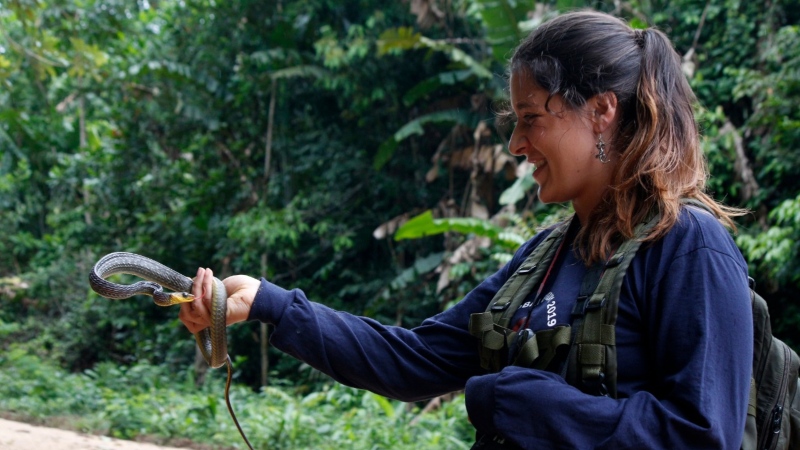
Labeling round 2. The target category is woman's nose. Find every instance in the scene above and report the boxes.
[508,128,527,156]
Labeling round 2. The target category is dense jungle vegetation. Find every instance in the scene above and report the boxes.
[2,0,800,448]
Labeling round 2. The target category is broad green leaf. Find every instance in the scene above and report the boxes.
[369,392,396,418]
[374,109,474,170]
[499,165,535,205]
[394,119,426,141]
[271,65,327,80]
[374,138,400,171]
[394,210,502,240]
[377,27,422,55]
[403,70,474,106]
[419,37,493,79]
[436,217,502,238]
[393,210,450,240]
[472,0,530,63]
[389,252,444,289]
[377,29,492,79]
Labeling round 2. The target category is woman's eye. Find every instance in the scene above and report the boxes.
[503,115,518,128]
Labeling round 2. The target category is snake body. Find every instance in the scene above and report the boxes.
[89,252,228,369]
[89,252,253,449]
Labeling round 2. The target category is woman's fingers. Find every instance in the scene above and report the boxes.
[179,302,205,333]
[181,270,259,330]
[179,267,213,333]
[202,267,214,308]
[191,267,206,299]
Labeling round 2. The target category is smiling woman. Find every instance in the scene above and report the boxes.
[180,10,753,450]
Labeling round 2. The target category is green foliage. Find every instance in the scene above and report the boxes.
[470,0,531,63]
[0,350,472,449]
[395,210,501,240]
[3,0,800,443]
[376,109,477,170]
[737,193,800,294]
[736,195,800,347]
[499,165,535,206]
[0,0,437,379]
[728,23,800,203]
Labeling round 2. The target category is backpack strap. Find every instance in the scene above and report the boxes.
[564,213,660,397]
[469,218,574,371]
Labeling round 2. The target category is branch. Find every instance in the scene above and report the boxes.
[264,78,277,182]
[690,1,711,54]
[616,1,652,26]
[1,29,68,68]
[718,121,759,200]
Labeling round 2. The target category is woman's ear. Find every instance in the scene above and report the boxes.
[590,92,619,133]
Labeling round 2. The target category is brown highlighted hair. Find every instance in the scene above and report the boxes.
[509,10,742,263]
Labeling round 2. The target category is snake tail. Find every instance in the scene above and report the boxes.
[225,355,254,450]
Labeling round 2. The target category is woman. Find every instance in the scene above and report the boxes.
[181,10,752,449]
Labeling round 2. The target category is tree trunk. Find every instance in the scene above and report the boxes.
[260,252,270,387]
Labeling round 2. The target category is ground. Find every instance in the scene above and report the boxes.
[0,418,196,450]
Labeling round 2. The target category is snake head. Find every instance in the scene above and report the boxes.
[167,291,196,305]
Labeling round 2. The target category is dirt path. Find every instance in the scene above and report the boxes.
[0,418,191,450]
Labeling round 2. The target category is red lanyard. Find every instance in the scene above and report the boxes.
[533,232,569,305]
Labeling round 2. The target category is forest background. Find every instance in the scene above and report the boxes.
[2,0,800,449]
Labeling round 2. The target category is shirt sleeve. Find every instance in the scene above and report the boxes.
[464,241,753,449]
[245,237,542,402]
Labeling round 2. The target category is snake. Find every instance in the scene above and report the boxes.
[88,252,253,450]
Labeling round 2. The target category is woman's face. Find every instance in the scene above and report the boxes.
[508,70,616,219]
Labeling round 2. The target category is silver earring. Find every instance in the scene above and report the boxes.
[595,134,610,164]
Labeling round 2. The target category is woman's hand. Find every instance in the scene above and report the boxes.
[222,274,260,323]
[179,268,260,334]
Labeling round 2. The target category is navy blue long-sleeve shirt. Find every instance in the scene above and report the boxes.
[247,206,753,449]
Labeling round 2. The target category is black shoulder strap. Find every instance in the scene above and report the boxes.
[469,218,573,371]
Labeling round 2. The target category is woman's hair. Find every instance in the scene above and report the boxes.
[509,10,742,264]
